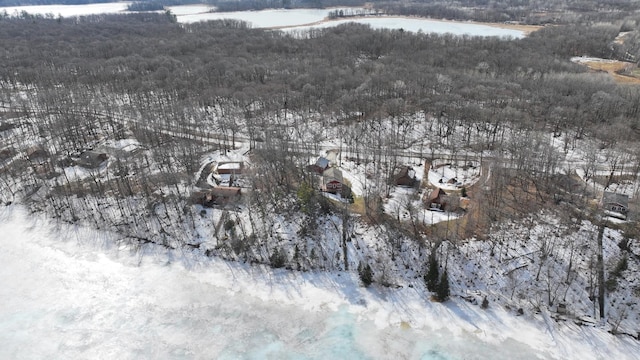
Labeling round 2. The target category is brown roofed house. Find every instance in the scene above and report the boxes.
[394,166,416,186]
[426,188,447,210]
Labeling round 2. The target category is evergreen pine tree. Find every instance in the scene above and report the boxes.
[436,269,450,301]
[424,256,439,292]
[269,247,286,268]
[294,244,300,270]
[481,296,489,309]
[358,261,374,287]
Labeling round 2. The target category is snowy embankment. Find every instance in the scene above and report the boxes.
[1,205,639,359]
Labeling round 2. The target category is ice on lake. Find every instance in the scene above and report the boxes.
[0,206,545,359]
[0,2,130,17]
[286,17,525,38]
[0,3,525,37]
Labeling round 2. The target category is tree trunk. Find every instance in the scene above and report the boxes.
[597,224,606,320]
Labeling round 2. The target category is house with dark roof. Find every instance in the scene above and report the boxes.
[394,166,416,186]
[601,191,629,219]
[308,157,330,174]
[425,188,447,210]
[76,151,109,169]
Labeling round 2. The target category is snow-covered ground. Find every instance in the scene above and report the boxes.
[571,56,621,65]
[60,163,104,183]
[576,168,639,198]
[428,159,482,190]
[384,186,460,225]
[2,204,639,359]
[103,138,141,153]
[0,12,637,358]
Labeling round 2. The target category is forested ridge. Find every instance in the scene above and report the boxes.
[0,9,639,335]
[0,10,638,260]
[3,13,639,136]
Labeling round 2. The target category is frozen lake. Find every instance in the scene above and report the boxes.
[0,1,131,17]
[175,7,333,28]
[285,17,525,38]
[0,206,555,359]
[1,2,525,37]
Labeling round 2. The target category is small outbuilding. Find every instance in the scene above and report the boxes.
[308,157,330,174]
[322,167,343,193]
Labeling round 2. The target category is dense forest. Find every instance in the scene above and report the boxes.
[0,4,639,335]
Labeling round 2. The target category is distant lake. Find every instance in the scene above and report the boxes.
[1,2,526,38]
[174,7,334,28]
[284,17,525,38]
[0,2,131,17]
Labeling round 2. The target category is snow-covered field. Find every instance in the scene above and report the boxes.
[428,159,482,190]
[1,205,639,359]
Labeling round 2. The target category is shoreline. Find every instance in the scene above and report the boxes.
[269,13,542,35]
[1,204,639,359]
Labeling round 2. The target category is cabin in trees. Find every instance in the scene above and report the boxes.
[322,167,343,193]
[213,161,245,187]
[191,187,241,207]
[425,188,447,210]
[25,145,54,177]
[394,166,417,187]
[215,161,244,175]
[308,157,330,174]
[76,151,109,169]
[601,191,629,219]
